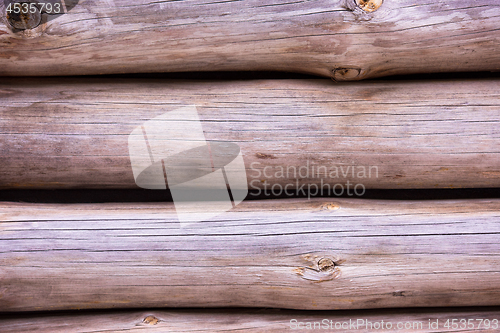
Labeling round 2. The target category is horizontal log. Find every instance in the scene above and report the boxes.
[0,198,499,311]
[1,307,499,332]
[1,78,499,190]
[0,0,499,78]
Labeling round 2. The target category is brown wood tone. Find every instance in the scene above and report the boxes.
[1,77,499,190]
[0,307,499,332]
[0,0,499,78]
[1,198,499,311]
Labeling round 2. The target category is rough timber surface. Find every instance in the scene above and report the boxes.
[0,307,499,332]
[0,198,499,311]
[0,0,499,78]
[0,77,499,189]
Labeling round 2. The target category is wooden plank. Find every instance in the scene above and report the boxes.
[0,0,499,78]
[0,198,499,311]
[0,307,499,332]
[1,77,499,190]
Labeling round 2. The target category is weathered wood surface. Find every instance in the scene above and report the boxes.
[1,198,499,311]
[0,0,499,78]
[1,307,499,332]
[1,78,499,190]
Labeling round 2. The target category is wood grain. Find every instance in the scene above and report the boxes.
[1,77,499,189]
[0,307,499,332]
[0,0,499,78]
[1,198,499,311]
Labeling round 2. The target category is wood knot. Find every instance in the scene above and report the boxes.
[318,258,335,272]
[320,203,340,211]
[355,0,383,12]
[392,291,406,297]
[143,315,159,325]
[332,67,363,81]
[294,257,340,283]
[7,2,42,30]
[255,152,277,159]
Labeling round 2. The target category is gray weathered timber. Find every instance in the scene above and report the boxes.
[0,0,499,78]
[1,307,499,332]
[0,198,499,311]
[1,77,499,189]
